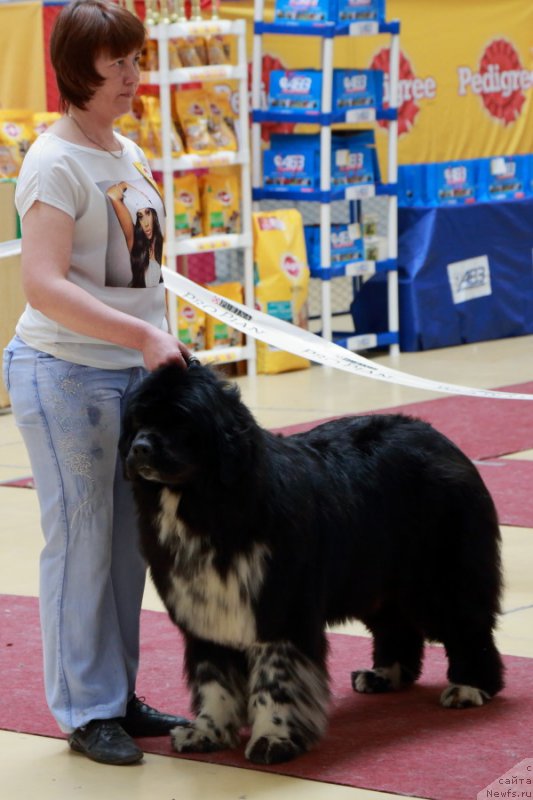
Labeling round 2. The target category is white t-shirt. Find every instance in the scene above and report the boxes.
[15,131,168,369]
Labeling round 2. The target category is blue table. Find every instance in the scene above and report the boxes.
[352,198,533,351]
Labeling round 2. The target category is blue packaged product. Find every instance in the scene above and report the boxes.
[330,223,364,264]
[268,70,323,111]
[332,69,383,111]
[274,0,337,22]
[263,134,320,189]
[331,131,378,188]
[264,132,378,192]
[305,223,364,267]
[337,0,385,22]
[426,160,477,206]
[478,155,528,202]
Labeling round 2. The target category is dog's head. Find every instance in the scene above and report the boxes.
[120,362,257,488]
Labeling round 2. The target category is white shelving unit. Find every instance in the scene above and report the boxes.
[144,17,256,370]
[251,3,400,354]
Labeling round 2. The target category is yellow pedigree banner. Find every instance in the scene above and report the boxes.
[221,0,533,166]
[0,1,46,112]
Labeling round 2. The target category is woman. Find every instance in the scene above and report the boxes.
[106,181,164,287]
[2,0,191,766]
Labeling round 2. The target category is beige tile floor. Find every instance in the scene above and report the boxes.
[1,335,533,799]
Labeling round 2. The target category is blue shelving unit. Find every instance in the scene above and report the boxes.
[251,2,401,353]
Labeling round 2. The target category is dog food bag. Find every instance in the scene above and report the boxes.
[0,110,35,178]
[140,39,159,71]
[114,102,142,147]
[173,174,202,238]
[205,88,238,152]
[168,39,183,70]
[175,90,215,155]
[199,171,241,235]
[204,281,244,350]
[254,273,310,374]
[139,95,184,158]
[206,35,232,65]
[176,37,207,67]
[252,208,310,374]
[177,297,206,351]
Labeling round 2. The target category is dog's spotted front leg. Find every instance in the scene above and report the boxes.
[246,642,330,765]
[171,660,247,754]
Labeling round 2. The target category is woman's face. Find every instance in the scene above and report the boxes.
[137,208,154,241]
[89,49,141,119]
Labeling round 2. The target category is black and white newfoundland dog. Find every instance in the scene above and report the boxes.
[120,362,504,765]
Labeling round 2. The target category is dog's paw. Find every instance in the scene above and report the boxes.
[171,717,239,754]
[440,684,490,709]
[245,734,304,765]
[352,664,402,694]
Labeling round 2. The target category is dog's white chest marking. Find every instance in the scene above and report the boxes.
[157,488,269,648]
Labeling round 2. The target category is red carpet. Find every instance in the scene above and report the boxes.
[476,459,533,528]
[1,594,531,800]
[0,476,34,489]
[274,380,533,461]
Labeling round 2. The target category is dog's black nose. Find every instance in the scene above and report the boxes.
[131,434,153,459]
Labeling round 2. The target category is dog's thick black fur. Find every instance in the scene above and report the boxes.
[120,362,504,765]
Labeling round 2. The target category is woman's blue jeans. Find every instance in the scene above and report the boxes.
[3,336,148,733]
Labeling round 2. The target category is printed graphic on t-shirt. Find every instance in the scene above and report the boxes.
[99,178,165,288]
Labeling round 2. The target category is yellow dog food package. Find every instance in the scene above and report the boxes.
[252,209,310,374]
[140,39,159,71]
[0,110,35,178]
[205,281,244,349]
[206,35,232,65]
[175,89,215,155]
[139,95,184,158]
[205,88,238,151]
[114,98,142,146]
[199,171,241,235]
[173,174,202,238]
[177,297,206,351]
[176,37,207,67]
[168,40,183,70]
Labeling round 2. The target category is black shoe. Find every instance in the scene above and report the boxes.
[68,719,143,765]
[119,695,190,737]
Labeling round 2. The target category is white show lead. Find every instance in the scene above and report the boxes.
[163,267,533,401]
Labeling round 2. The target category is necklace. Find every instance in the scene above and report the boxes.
[68,112,124,159]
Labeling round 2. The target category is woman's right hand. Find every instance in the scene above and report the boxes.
[141,327,191,371]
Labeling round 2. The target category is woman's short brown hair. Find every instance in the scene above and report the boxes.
[50,0,146,110]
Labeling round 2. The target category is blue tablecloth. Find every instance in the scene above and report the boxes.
[352,198,533,351]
